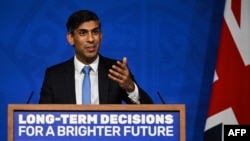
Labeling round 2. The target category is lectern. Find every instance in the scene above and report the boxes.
[8,104,185,141]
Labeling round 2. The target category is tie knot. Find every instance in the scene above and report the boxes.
[83,66,91,74]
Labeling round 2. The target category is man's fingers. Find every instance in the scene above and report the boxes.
[108,57,129,82]
[109,68,120,77]
[108,69,124,82]
[122,57,127,65]
[116,57,127,69]
[111,64,124,74]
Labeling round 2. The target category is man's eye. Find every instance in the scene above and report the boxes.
[78,30,87,36]
[92,30,100,35]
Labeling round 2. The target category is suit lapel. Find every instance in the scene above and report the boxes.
[63,58,76,103]
[98,56,110,104]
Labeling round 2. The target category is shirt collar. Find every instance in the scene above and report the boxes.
[74,55,99,74]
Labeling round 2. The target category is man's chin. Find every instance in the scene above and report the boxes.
[85,54,98,62]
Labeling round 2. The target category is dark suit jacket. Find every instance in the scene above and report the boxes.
[39,55,153,104]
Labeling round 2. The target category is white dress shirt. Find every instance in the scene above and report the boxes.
[74,55,140,104]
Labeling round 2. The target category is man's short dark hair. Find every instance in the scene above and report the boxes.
[66,10,101,34]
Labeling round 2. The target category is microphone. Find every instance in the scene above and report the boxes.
[26,91,34,104]
[157,91,166,104]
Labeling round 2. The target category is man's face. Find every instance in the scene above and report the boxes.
[67,21,102,64]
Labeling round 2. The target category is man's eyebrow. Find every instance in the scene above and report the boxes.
[77,27,100,31]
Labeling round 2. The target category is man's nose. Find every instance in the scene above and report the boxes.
[87,33,94,42]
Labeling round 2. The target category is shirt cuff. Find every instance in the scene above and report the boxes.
[127,83,140,104]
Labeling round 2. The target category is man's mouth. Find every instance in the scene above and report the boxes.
[86,46,95,52]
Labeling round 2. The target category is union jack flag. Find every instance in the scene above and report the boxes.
[204,0,250,140]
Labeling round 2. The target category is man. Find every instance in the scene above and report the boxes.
[39,10,153,104]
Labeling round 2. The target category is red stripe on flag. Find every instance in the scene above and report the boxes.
[232,0,241,27]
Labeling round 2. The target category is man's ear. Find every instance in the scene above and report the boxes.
[66,33,74,46]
